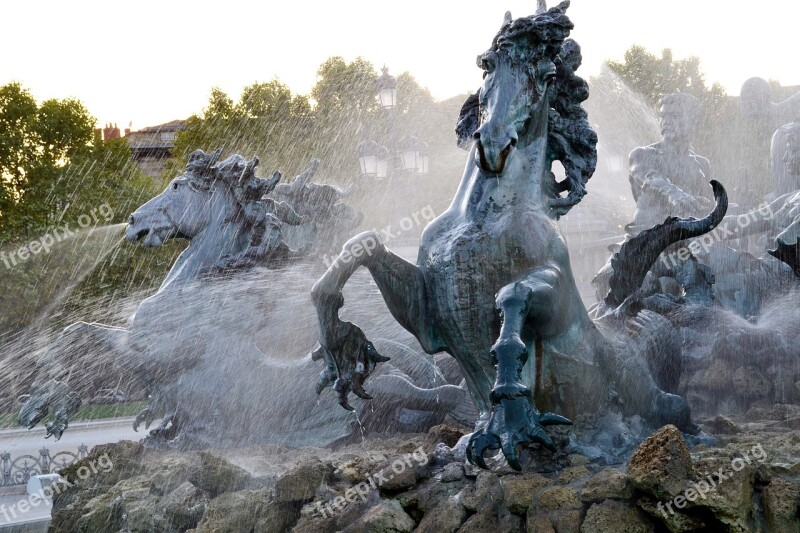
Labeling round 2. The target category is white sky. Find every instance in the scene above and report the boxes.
[2,0,799,129]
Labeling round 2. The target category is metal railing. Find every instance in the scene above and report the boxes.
[1,445,88,487]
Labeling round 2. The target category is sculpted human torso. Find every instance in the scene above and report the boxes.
[629,95,713,232]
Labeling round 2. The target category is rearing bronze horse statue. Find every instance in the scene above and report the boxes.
[311,1,727,469]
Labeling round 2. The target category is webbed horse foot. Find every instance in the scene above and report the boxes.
[44,395,80,441]
[19,379,80,440]
[466,394,571,471]
[148,411,181,440]
[315,323,389,411]
[467,340,571,471]
[133,405,162,432]
[311,289,390,411]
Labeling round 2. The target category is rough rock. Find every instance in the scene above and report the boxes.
[579,467,630,503]
[527,512,556,533]
[581,500,652,533]
[732,366,770,399]
[189,451,252,497]
[150,455,203,495]
[555,509,582,532]
[537,486,582,511]
[341,499,415,533]
[627,425,692,500]
[700,359,732,392]
[763,476,800,533]
[439,462,465,483]
[161,481,207,531]
[701,415,742,435]
[689,454,755,530]
[275,457,334,502]
[398,476,465,520]
[460,471,504,512]
[637,495,706,533]
[557,465,590,484]
[426,424,467,447]
[499,472,550,513]
[414,495,467,532]
[376,462,418,492]
[196,489,298,532]
[456,506,522,532]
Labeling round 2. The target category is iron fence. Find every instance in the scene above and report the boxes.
[1,445,88,487]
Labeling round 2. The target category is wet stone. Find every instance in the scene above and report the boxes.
[627,425,692,500]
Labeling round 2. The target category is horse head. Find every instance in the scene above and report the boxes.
[457,2,597,217]
[472,4,573,176]
[126,149,224,247]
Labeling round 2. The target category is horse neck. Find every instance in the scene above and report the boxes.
[449,134,551,220]
[159,189,247,291]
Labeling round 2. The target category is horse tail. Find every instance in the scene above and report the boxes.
[604,180,728,308]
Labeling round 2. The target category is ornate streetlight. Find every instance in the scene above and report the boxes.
[357,140,389,178]
[357,66,429,178]
[399,135,429,174]
[376,66,397,110]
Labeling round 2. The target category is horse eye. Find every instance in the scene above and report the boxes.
[172,183,179,191]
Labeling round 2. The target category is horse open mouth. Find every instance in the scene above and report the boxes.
[130,228,149,242]
[126,225,169,248]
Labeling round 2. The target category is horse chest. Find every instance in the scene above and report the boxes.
[422,223,538,350]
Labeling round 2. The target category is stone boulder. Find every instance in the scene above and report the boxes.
[627,425,691,500]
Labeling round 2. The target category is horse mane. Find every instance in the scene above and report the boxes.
[455,1,597,218]
[180,149,304,270]
[183,150,283,215]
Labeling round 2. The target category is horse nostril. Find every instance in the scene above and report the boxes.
[509,137,518,147]
[128,215,135,226]
[473,131,481,140]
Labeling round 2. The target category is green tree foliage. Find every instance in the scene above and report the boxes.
[0,82,161,333]
[169,79,314,180]
[600,46,739,191]
[0,83,95,236]
[605,46,726,110]
[0,82,156,240]
[170,57,446,186]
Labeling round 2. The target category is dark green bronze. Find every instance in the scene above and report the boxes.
[312,1,726,470]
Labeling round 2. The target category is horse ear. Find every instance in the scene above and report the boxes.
[503,11,512,25]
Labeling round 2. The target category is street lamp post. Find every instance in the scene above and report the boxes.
[357,66,429,180]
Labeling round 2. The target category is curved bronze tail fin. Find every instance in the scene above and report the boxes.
[604,180,728,308]
[767,239,800,278]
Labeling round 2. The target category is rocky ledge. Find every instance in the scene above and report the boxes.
[49,422,800,532]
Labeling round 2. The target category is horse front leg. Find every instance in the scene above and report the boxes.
[467,267,572,470]
[311,231,443,410]
[19,322,133,439]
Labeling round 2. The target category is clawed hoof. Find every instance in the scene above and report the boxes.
[467,395,572,471]
[45,421,67,441]
[466,431,500,470]
[351,372,372,400]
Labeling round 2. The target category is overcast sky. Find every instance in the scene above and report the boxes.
[3,0,799,129]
